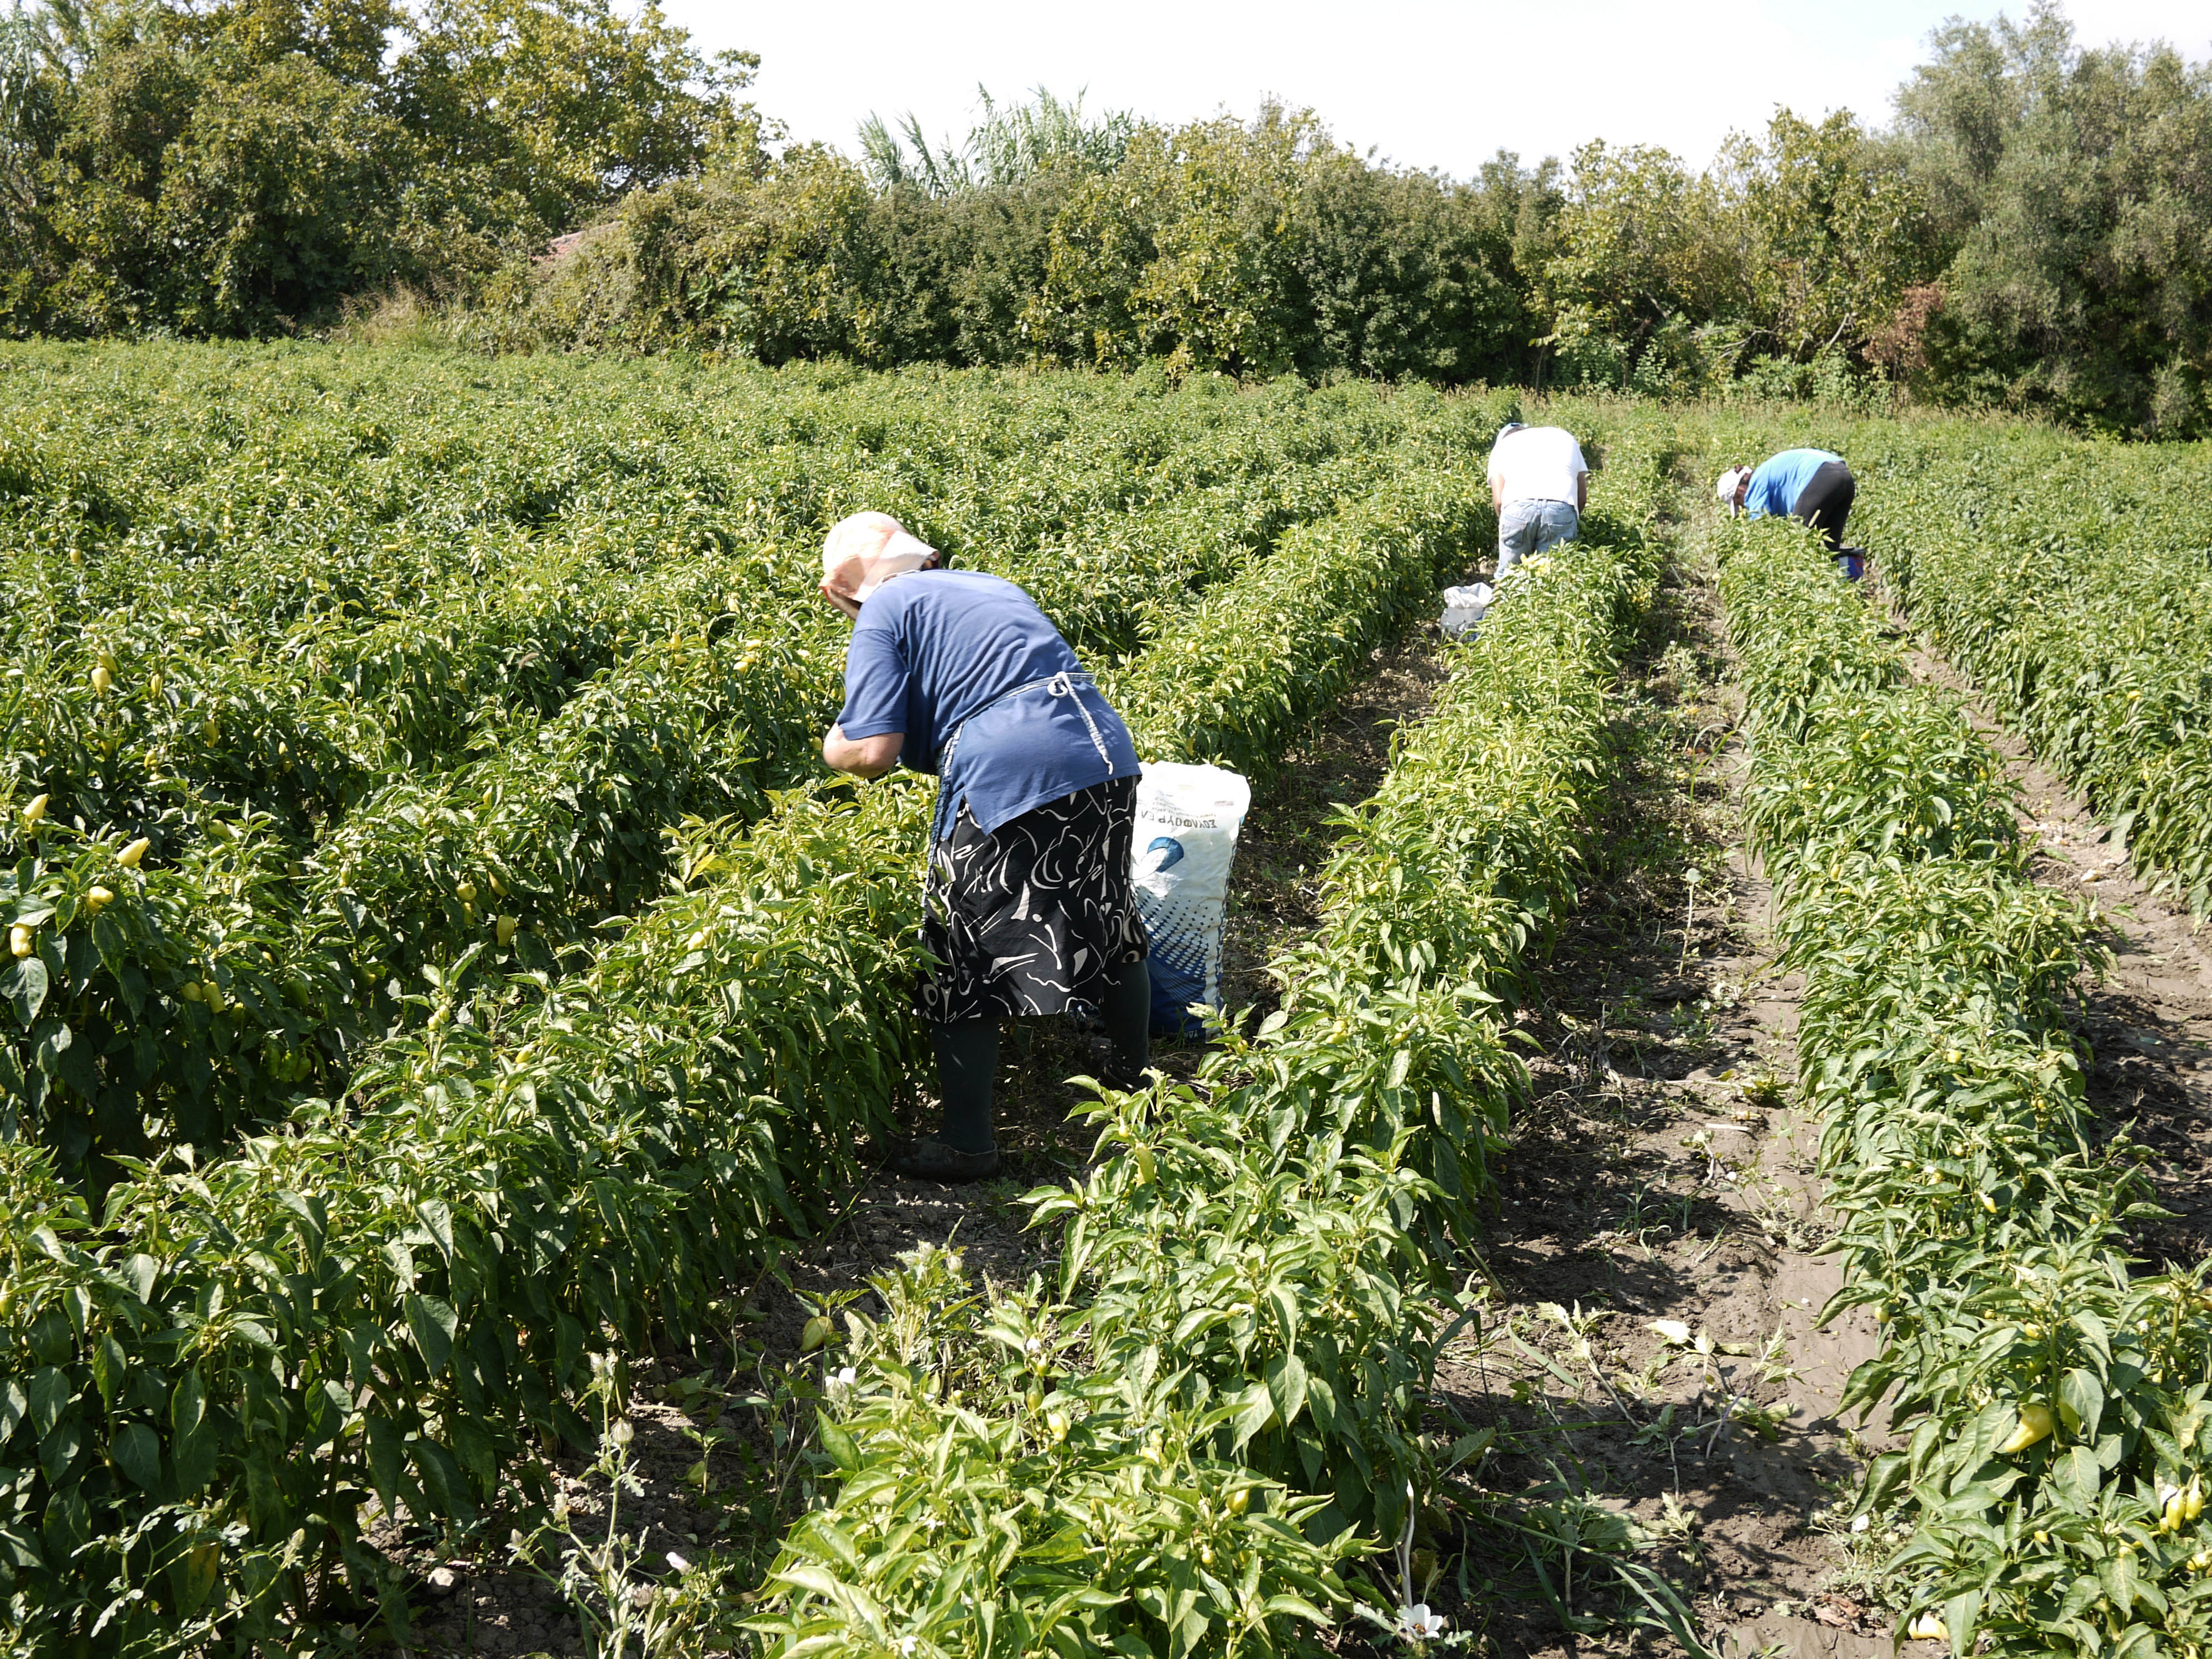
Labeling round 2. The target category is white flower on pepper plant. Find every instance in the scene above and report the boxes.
[827,1365,858,1403]
[1851,1514,1871,1533]
[1396,1604,1448,1640]
[666,1551,689,1573]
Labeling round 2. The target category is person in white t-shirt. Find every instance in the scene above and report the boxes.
[1485,423,1590,581]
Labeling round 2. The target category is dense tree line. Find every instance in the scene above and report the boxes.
[2,1,2207,433]
[0,0,759,335]
[521,107,1555,387]
[1892,7,2211,434]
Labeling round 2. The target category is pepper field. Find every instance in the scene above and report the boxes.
[2,343,2209,1658]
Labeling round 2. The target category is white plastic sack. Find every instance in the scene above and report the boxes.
[1440,582,1494,640]
[1130,761,1251,1032]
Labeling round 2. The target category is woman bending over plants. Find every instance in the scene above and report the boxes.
[817,512,1152,1181]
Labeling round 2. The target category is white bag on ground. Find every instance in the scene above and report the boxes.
[1130,761,1251,1032]
[1440,582,1494,639]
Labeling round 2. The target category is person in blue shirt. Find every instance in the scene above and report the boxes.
[1717,449,1857,549]
[818,512,1151,1182]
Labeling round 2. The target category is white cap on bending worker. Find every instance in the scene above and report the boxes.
[820,511,939,611]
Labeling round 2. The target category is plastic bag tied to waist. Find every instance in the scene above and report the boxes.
[1130,761,1251,1033]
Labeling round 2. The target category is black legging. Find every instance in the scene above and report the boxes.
[932,957,1151,1155]
[1792,461,1855,550]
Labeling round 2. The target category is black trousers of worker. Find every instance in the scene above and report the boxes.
[1792,461,1856,550]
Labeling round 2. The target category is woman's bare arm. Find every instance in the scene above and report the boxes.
[823,724,904,779]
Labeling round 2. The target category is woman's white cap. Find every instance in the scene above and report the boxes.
[822,512,937,601]
[1715,467,1750,503]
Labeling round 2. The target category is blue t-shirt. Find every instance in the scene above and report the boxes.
[1744,449,1843,519]
[835,570,1139,836]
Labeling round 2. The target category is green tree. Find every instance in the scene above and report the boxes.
[1536,139,1741,389]
[135,54,414,332]
[1284,145,1540,382]
[1718,109,1934,366]
[1026,111,1308,375]
[524,103,1554,384]
[531,141,875,361]
[182,0,400,82]
[864,169,1079,365]
[387,0,760,236]
[1037,111,1546,382]
[0,0,761,337]
[1895,2,2212,433]
[1532,112,1936,393]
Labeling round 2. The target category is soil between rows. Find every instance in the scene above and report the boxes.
[1402,515,1906,1659]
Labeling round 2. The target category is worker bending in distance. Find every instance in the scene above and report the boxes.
[1717,449,1857,550]
[816,512,1151,1183]
[1486,422,1591,582]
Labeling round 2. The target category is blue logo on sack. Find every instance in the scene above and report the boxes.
[1145,836,1185,872]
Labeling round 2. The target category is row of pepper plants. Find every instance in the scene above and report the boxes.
[0,385,1513,1653]
[1716,513,2212,1657]
[5,348,1474,838]
[740,445,1678,1657]
[1838,426,2212,923]
[1683,410,2212,925]
[4,349,1510,1183]
[4,362,1414,841]
[1,347,1480,670]
[3,355,1491,894]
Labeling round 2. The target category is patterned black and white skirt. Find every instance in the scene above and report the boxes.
[916,776,1150,1024]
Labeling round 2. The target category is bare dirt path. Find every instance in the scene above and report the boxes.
[1418,529,1906,1659]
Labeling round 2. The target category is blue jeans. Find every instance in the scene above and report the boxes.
[1496,499,1579,580]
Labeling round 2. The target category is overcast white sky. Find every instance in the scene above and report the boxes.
[660,0,2211,178]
